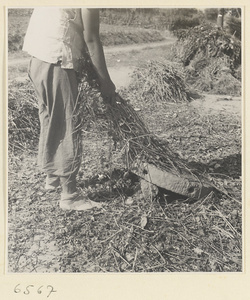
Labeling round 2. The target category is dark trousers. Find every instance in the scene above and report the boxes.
[28,57,82,178]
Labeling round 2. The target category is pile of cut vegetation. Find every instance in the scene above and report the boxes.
[171,23,241,96]
[8,80,39,154]
[186,55,241,96]
[126,60,192,104]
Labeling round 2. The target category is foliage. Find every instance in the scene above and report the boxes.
[204,8,218,22]
[203,8,241,40]
[225,15,241,40]
[8,31,24,52]
[186,56,241,96]
[172,24,241,68]
[169,16,201,31]
[228,8,241,17]
[8,11,31,52]
[100,8,204,30]
[171,23,241,95]
[170,23,241,95]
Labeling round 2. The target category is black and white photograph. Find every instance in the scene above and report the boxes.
[7,7,242,274]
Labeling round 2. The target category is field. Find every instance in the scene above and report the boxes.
[8,9,242,273]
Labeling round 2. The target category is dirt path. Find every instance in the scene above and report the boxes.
[8,38,176,89]
[8,34,241,113]
[8,38,176,66]
[105,38,176,53]
[191,94,241,116]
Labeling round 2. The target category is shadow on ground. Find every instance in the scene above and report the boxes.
[188,153,241,179]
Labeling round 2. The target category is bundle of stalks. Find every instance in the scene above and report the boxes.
[76,55,210,188]
[8,80,39,154]
[128,60,192,103]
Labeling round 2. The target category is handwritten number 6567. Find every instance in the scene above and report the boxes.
[14,284,57,298]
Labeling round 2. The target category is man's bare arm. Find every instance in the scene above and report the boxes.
[81,8,116,98]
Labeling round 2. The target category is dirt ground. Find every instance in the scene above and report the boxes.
[8,40,242,273]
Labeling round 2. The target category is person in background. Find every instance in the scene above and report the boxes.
[23,8,116,210]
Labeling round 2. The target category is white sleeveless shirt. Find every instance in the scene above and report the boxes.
[23,8,86,71]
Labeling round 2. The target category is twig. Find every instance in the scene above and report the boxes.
[214,205,241,237]
[145,262,166,271]
[111,246,131,267]
[132,247,138,272]
[169,228,191,246]
[193,191,214,211]
[151,245,166,263]
[100,228,123,244]
[123,221,154,233]
[111,249,121,272]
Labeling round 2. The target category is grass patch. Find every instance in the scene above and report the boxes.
[100,24,165,47]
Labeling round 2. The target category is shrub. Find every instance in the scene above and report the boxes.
[100,8,204,30]
[204,8,218,22]
[170,23,241,96]
[171,24,241,70]
[169,16,201,31]
[225,15,241,40]
[8,31,24,52]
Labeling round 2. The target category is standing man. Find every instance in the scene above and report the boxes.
[23,8,116,210]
